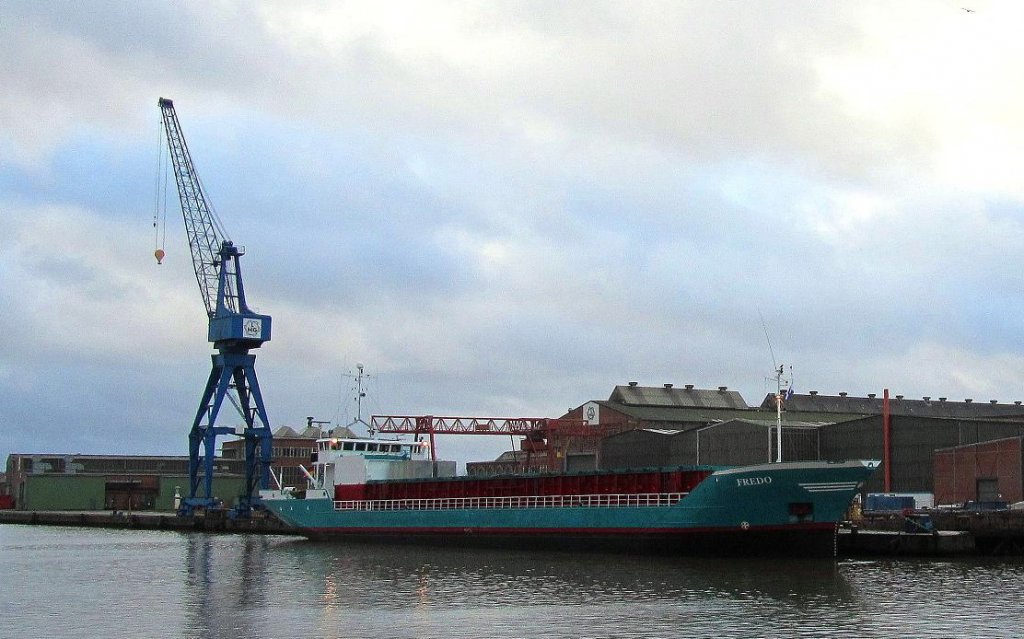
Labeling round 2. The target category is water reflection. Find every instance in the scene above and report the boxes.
[274,541,855,607]
[170,534,1024,638]
[259,538,860,639]
[5,526,1024,638]
[183,533,271,639]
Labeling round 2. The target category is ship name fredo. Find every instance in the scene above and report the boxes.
[736,476,772,487]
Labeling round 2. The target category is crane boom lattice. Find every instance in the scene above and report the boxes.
[158,98,231,318]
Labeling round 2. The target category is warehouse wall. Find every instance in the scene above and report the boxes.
[695,422,770,466]
[696,422,820,466]
[600,431,678,470]
[671,431,699,465]
[18,475,249,511]
[21,475,106,510]
[599,422,817,469]
[934,438,1024,506]
[820,416,1024,494]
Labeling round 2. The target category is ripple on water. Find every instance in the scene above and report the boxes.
[2,526,1023,638]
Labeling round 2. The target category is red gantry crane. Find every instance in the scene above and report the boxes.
[370,415,614,472]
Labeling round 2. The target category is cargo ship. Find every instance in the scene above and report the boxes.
[260,434,878,557]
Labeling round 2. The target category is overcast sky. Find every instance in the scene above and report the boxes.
[2,0,1022,467]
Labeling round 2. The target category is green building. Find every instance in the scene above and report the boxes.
[4,453,247,511]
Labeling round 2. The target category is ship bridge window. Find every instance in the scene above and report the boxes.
[367,443,378,452]
[342,442,354,451]
[355,443,366,452]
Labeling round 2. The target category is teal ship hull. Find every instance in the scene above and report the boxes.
[262,460,877,557]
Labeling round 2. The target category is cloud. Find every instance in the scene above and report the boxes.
[2,1,1024,466]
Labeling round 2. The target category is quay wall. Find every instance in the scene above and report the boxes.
[0,509,297,534]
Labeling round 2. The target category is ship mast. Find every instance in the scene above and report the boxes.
[346,362,372,436]
[773,365,791,463]
[775,366,784,462]
[759,312,788,463]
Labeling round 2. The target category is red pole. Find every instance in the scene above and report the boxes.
[429,426,437,464]
[882,388,892,492]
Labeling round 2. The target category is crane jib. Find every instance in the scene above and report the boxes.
[157,98,271,348]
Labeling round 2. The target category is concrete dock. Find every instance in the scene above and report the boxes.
[0,509,298,534]
[839,509,1024,556]
[838,528,976,556]
[4,508,1024,556]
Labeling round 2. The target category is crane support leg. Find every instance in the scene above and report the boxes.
[233,364,273,514]
[180,351,273,516]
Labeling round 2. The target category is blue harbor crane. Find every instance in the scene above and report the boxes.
[157,97,273,517]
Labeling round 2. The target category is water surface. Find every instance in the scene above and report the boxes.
[1,524,1019,638]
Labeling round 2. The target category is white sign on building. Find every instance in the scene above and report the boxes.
[582,401,600,425]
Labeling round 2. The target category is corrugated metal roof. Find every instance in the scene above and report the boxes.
[593,400,763,425]
[581,386,1024,434]
[934,435,1024,453]
[602,428,686,442]
[608,384,749,409]
[329,426,357,438]
[701,418,830,430]
[7,453,192,461]
[761,393,1024,419]
[271,425,356,439]
[273,426,302,438]
[483,450,535,462]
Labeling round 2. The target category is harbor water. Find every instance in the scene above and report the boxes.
[2,524,1022,638]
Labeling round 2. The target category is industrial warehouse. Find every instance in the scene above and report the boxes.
[561,383,1024,505]
[6,383,1024,512]
[1,424,329,511]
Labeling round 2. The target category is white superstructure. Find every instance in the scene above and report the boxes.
[313,436,434,487]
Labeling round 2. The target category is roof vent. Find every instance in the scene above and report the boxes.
[684,384,694,390]
[809,390,818,396]
[939,397,947,402]
[991,400,998,404]
[868,393,876,399]
[965,398,973,403]
[664,383,673,389]
[923,396,930,401]
[628,381,638,387]
[718,386,728,392]
[1016,401,1022,406]
[896,395,904,400]
[839,392,848,397]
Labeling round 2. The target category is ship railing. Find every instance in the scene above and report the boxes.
[332,492,688,512]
